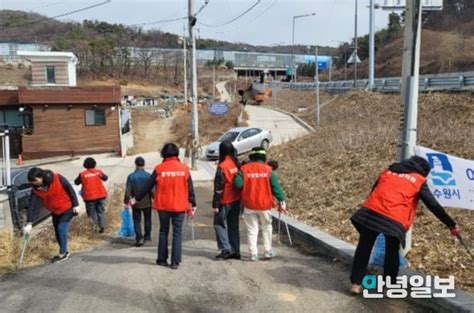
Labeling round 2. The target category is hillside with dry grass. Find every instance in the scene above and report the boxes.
[267,89,474,292]
[171,101,247,148]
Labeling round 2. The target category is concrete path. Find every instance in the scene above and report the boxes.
[0,185,426,313]
[215,81,231,102]
[245,105,308,145]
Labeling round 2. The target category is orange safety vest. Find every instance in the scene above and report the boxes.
[79,169,107,201]
[241,162,274,210]
[363,169,426,231]
[32,173,72,215]
[219,156,241,205]
[153,157,190,213]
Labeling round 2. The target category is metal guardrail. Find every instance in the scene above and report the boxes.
[256,72,474,92]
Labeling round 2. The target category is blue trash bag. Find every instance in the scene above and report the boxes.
[369,234,407,268]
[117,208,135,237]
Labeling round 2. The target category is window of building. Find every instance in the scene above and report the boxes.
[85,109,106,126]
[46,65,56,84]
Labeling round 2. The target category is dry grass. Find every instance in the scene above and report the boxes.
[127,108,175,155]
[0,188,123,276]
[270,90,474,292]
[0,64,30,86]
[171,101,248,147]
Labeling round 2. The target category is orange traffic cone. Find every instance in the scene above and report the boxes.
[17,154,24,166]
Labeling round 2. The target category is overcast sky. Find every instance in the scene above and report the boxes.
[1,0,394,47]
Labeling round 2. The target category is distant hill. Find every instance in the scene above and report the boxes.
[0,10,335,55]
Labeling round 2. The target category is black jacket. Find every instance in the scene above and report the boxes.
[27,170,79,223]
[351,158,456,247]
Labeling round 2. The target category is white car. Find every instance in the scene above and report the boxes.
[206,127,273,159]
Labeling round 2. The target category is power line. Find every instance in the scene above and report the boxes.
[0,0,112,30]
[195,0,210,16]
[131,16,187,27]
[206,0,278,35]
[29,1,65,11]
[199,0,261,27]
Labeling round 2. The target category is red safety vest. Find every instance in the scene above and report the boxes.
[153,157,190,213]
[79,169,107,201]
[32,173,72,215]
[363,169,426,230]
[218,156,241,205]
[241,162,274,210]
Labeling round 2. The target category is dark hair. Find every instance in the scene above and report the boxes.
[83,157,97,169]
[249,147,267,162]
[219,141,240,167]
[409,156,431,177]
[161,143,180,159]
[135,156,145,166]
[268,159,279,170]
[27,167,45,182]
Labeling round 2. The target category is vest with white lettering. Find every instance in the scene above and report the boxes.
[79,169,107,201]
[32,174,72,215]
[241,162,274,210]
[363,169,426,230]
[219,156,241,205]
[153,157,190,212]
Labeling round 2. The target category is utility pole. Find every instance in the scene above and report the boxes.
[353,0,358,86]
[182,25,188,106]
[369,0,375,90]
[212,48,216,98]
[314,46,320,126]
[399,0,423,255]
[188,0,199,170]
[328,57,332,82]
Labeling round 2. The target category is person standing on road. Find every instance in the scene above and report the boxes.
[135,143,197,270]
[124,156,153,247]
[349,156,460,295]
[234,147,286,261]
[212,141,242,260]
[24,167,79,263]
[74,157,108,233]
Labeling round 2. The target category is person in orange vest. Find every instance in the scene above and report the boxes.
[212,141,242,260]
[349,156,460,295]
[23,167,79,263]
[135,143,197,270]
[74,157,108,233]
[234,147,286,261]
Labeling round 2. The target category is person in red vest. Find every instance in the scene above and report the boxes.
[75,157,108,233]
[23,167,79,263]
[234,147,286,262]
[212,141,242,260]
[135,143,197,270]
[349,156,460,295]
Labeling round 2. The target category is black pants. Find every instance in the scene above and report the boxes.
[158,212,185,264]
[132,207,152,241]
[213,201,241,254]
[350,224,400,285]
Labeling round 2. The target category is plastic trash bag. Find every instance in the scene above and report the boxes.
[369,234,407,268]
[117,208,134,237]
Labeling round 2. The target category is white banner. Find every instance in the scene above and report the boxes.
[414,146,474,210]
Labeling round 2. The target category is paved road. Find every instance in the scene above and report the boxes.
[0,84,428,312]
[0,185,427,313]
[245,105,308,145]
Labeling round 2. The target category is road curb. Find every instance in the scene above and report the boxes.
[270,211,474,313]
[261,105,316,132]
[12,156,80,169]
